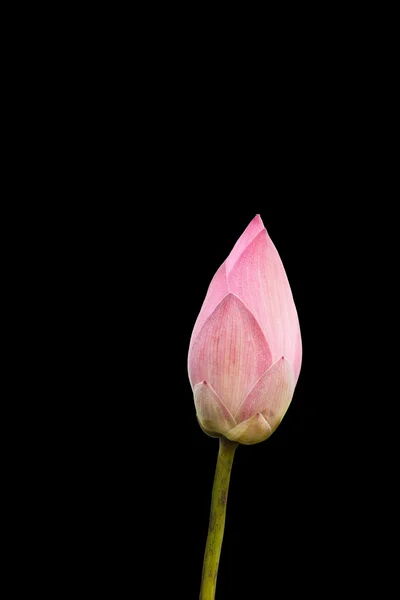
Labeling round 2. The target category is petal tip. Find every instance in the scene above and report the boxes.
[226,215,266,273]
[225,412,272,445]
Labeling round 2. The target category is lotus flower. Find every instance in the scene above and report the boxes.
[188,215,302,445]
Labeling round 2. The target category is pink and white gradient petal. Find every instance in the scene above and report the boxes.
[188,293,272,416]
[235,357,295,432]
[228,228,302,381]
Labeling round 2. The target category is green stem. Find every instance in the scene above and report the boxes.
[200,437,238,600]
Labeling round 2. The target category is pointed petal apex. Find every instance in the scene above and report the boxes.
[225,413,272,445]
[228,229,301,377]
[235,357,295,431]
[226,215,265,273]
[188,294,272,415]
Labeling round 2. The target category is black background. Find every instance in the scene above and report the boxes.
[35,113,395,597]
[74,195,380,598]
[58,84,393,594]
[47,31,395,597]
[9,7,397,596]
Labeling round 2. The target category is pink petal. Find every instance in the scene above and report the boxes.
[188,293,272,416]
[189,215,266,349]
[225,413,272,445]
[194,381,237,436]
[292,327,302,385]
[189,262,229,350]
[235,357,295,432]
[228,229,302,382]
[226,214,265,274]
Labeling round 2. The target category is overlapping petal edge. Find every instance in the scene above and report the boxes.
[188,215,301,444]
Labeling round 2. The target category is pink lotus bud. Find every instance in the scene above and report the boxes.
[188,215,302,445]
